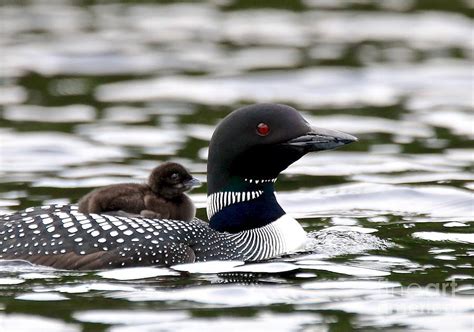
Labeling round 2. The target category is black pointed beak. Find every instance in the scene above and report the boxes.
[182,177,202,190]
[284,127,357,152]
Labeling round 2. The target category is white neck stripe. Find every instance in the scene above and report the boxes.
[206,190,264,219]
[244,178,277,184]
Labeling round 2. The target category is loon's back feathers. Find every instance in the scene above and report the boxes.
[0,104,356,269]
[1,205,230,269]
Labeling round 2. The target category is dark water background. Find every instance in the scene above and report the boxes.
[0,0,473,331]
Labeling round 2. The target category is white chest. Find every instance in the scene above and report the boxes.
[230,214,307,261]
[271,214,308,253]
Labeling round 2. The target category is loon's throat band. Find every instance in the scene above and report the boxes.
[206,190,264,219]
[206,177,277,220]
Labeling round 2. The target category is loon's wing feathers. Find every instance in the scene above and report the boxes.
[15,246,194,270]
[14,251,119,270]
[17,245,195,270]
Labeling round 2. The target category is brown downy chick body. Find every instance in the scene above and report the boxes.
[78,162,200,221]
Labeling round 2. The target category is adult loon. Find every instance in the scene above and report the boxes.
[78,162,200,221]
[0,104,356,270]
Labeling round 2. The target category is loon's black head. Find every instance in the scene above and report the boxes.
[207,103,356,194]
[207,103,357,232]
[149,162,201,199]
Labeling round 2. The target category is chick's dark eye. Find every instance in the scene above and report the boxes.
[256,122,270,136]
[170,173,179,180]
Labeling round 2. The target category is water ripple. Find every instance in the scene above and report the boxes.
[1,1,473,331]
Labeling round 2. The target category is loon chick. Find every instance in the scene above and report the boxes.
[0,104,357,269]
[78,162,200,221]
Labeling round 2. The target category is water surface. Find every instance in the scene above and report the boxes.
[0,0,473,331]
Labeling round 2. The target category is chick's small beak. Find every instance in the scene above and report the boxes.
[183,177,202,190]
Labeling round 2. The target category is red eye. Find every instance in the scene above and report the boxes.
[256,122,270,136]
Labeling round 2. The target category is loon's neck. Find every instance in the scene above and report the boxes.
[207,176,283,233]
